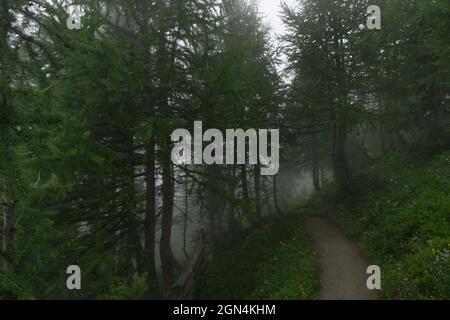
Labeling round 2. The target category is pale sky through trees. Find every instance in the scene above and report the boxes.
[257,0,297,75]
[257,0,297,36]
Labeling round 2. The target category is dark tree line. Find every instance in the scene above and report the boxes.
[0,0,284,299]
[0,0,449,299]
[282,0,450,194]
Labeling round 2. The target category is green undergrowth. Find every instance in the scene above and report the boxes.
[194,214,320,300]
[295,151,450,299]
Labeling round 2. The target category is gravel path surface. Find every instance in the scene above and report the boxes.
[305,217,378,300]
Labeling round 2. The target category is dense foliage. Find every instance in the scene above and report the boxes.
[195,214,320,299]
[298,151,450,299]
[0,0,449,299]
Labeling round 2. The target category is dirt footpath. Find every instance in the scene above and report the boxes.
[305,217,378,300]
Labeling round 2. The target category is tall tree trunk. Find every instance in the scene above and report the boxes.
[273,175,282,215]
[320,165,327,186]
[1,10,14,273]
[332,120,352,194]
[262,177,272,217]
[240,164,250,219]
[206,166,225,246]
[207,193,217,243]
[378,95,387,156]
[125,135,143,284]
[379,122,387,156]
[241,165,249,201]
[311,134,321,192]
[254,164,262,221]
[156,1,180,291]
[159,140,177,291]
[2,194,14,272]
[144,136,160,299]
[215,193,225,246]
[331,30,353,194]
[226,166,241,236]
[182,173,189,260]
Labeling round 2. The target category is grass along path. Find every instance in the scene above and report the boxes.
[195,215,320,300]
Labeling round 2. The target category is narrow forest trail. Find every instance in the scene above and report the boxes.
[305,217,378,300]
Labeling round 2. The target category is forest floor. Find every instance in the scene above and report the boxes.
[305,217,377,300]
[197,151,450,300]
[194,214,320,299]
[300,150,450,299]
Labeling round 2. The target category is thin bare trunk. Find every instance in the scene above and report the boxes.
[183,173,189,261]
[241,165,249,201]
[144,136,161,299]
[332,120,352,193]
[273,175,282,215]
[125,135,143,284]
[160,142,177,291]
[2,196,14,272]
[1,2,14,274]
[262,177,272,216]
[331,29,353,194]
[312,134,321,192]
[254,164,262,221]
